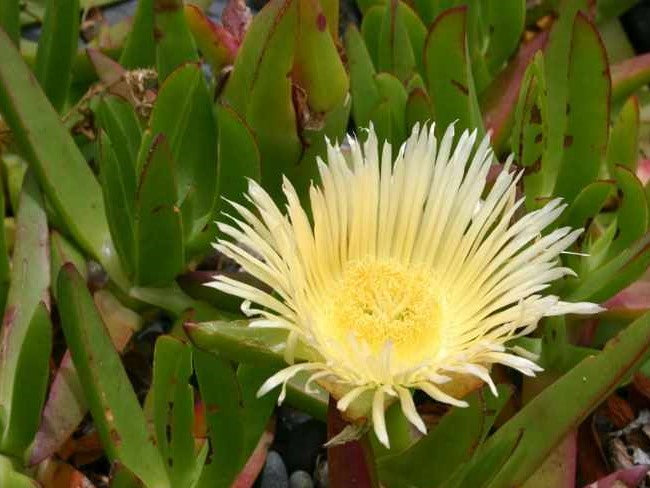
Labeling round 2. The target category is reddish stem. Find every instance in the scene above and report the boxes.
[326,397,379,488]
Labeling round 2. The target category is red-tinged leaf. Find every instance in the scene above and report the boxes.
[57,264,169,487]
[231,427,275,488]
[476,311,650,487]
[603,278,650,316]
[481,32,549,155]
[185,4,238,73]
[582,465,649,488]
[611,52,650,103]
[327,397,379,488]
[0,173,51,457]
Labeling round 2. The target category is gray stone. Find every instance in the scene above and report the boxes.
[289,471,314,488]
[260,451,289,488]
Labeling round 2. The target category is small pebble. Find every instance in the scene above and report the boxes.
[289,471,313,488]
[260,451,289,488]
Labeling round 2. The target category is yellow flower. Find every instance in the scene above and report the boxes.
[209,124,601,447]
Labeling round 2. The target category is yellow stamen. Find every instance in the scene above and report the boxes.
[321,258,444,362]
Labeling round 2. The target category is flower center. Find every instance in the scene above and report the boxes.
[323,259,443,362]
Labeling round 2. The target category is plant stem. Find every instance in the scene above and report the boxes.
[326,397,379,488]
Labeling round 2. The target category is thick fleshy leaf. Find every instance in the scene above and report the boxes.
[474,311,650,487]
[49,231,87,301]
[293,0,348,113]
[153,336,205,487]
[482,0,525,75]
[606,95,640,175]
[554,13,610,204]
[378,386,512,488]
[134,134,184,286]
[482,31,548,155]
[0,173,51,458]
[30,289,142,465]
[96,96,143,173]
[424,6,484,137]
[405,86,433,132]
[185,4,238,73]
[34,0,80,112]
[374,72,407,144]
[541,0,588,195]
[606,166,648,259]
[215,105,261,209]
[611,53,650,103]
[119,0,155,69]
[154,0,198,80]
[230,427,274,488]
[520,432,576,488]
[98,131,137,278]
[0,169,10,318]
[345,25,382,131]
[193,348,276,488]
[0,454,39,487]
[0,29,127,287]
[0,0,19,46]
[510,52,548,208]
[186,320,317,368]
[377,0,416,82]
[57,264,169,487]
[221,0,302,202]
[562,181,615,231]
[148,64,218,240]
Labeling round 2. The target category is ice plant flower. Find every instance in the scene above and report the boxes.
[209,123,601,448]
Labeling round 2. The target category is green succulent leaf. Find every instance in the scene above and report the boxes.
[0,173,51,458]
[153,336,206,487]
[0,29,127,287]
[134,134,184,286]
[0,0,19,46]
[378,386,512,488]
[377,0,416,82]
[481,0,525,75]
[148,64,218,241]
[0,170,10,318]
[154,0,198,81]
[57,264,169,488]
[99,130,137,277]
[120,0,156,69]
[473,311,650,487]
[346,25,383,132]
[293,0,348,113]
[606,166,649,260]
[34,0,80,112]
[223,0,301,202]
[193,349,277,488]
[606,95,640,175]
[424,6,484,138]
[511,52,547,208]
[553,12,610,205]
[0,454,39,487]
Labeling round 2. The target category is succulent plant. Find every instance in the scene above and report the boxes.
[1,0,650,487]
